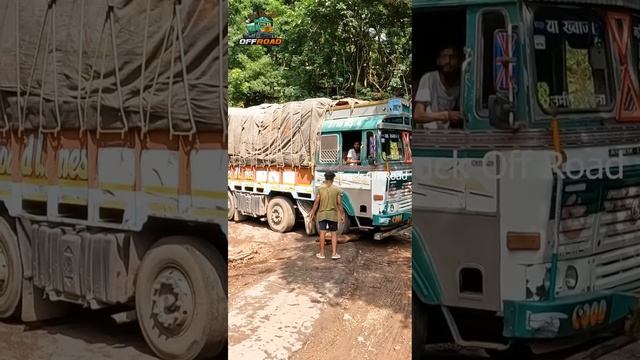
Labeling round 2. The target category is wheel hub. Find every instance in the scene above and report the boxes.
[0,242,7,295]
[271,206,283,225]
[150,267,194,334]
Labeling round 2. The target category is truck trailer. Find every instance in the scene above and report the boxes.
[0,1,228,359]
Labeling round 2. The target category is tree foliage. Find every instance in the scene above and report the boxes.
[229,0,411,107]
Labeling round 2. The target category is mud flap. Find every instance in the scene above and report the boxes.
[297,199,317,235]
[16,217,69,322]
[21,279,70,322]
[304,216,317,236]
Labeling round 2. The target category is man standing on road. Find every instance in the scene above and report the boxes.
[310,171,344,260]
[414,46,464,129]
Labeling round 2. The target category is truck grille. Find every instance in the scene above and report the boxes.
[554,182,598,258]
[599,185,640,252]
[594,243,640,292]
[387,180,412,213]
[553,170,640,292]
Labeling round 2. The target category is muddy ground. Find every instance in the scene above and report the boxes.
[1,217,639,360]
[0,309,228,360]
[228,219,412,360]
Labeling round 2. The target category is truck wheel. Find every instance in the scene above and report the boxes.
[136,237,227,360]
[0,217,21,319]
[228,191,235,221]
[266,197,295,233]
[412,291,428,359]
[337,214,351,235]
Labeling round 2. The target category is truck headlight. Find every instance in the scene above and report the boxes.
[565,265,578,290]
[388,204,396,213]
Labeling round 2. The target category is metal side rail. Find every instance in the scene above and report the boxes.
[373,223,411,240]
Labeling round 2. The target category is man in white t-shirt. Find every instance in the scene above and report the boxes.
[414,46,463,130]
[346,141,361,165]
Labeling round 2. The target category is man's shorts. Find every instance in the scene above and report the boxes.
[318,220,338,232]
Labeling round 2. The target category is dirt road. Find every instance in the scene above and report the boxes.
[228,220,411,360]
[0,310,229,360]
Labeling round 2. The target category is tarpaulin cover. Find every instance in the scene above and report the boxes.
[0,0,227,132]
[229,98,366,167]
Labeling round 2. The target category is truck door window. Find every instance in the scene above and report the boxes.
[477,11,507,115]
[319,134,339,164]
[342,131,362,165]
[365,131,376,164]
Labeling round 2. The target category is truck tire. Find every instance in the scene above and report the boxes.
[412,290,428,359]
[338,214,351,235]
[266,197,296,233]
[0,217,21,319]
[228,191,235,221]
[136,237,227,360]
[315,213,350,235]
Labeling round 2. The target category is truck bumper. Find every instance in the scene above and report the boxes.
[372,212,412,227]
[503,291,639,339]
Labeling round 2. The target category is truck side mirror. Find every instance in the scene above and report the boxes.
[489,94,516,130]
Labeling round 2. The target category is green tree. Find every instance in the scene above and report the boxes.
[229,0,411,106]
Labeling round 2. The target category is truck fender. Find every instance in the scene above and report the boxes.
[412,227,443,306]
[340,192,356,217]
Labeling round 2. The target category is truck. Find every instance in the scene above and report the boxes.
[245,17,274,38]
[413,0,640,357]
[228,98,412,239]
[0,1,227,359]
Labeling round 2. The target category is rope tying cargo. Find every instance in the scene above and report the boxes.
[77,0,85,134]
[168,0,196,139]
[6,0,224,137]
[14,1,21,133]
[96,5,129,138]
[220,0,227,142]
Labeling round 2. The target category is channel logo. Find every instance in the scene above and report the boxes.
[239,9,283,46]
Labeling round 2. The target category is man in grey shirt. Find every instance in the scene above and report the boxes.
[414,46,463,129]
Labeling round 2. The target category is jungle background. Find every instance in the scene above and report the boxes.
[229,0,412,107]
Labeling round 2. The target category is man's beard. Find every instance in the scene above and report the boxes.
[437,64,456,74]
[437,66,460,81]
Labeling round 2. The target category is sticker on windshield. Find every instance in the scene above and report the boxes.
[534,35,546,50]
[390,142,400,159]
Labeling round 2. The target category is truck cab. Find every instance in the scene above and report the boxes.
[315,98,413,239]
[412,0,640,357]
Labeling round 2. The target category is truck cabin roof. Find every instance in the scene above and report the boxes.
[321,115,412,133]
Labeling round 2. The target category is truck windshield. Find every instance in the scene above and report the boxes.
[532,6,613,113]
[380,130,405,162]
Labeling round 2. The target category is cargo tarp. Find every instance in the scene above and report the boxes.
[229,98,366,167]
[0,0,227,132]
